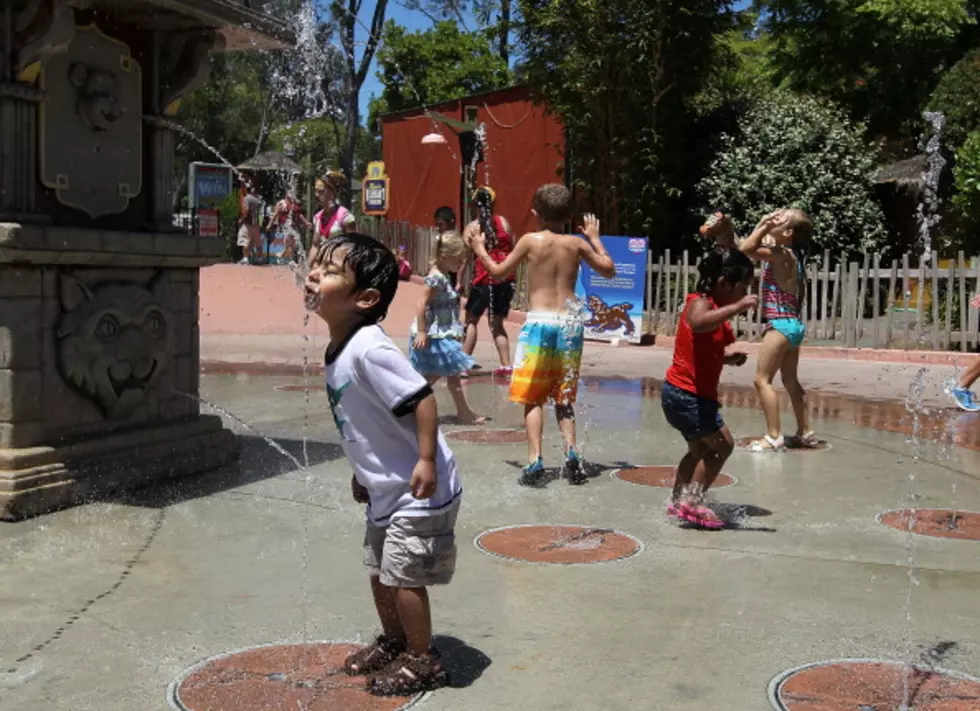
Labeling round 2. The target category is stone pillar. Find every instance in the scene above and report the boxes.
[0,6,240,520]
[148,119,178,231]
[0,82,41,220]
[0,227,238,521]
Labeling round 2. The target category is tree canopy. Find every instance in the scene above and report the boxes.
[367,20,511,130]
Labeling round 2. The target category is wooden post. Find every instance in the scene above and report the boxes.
[820,250,831,340]
[664,249,674,335]
[914,254,927,346]
[872,253,882,348]
[958,251,968,352]
[682,250,690,302]
[971,259,980,349]
[857,252,869,341]
[902,253,911,348]
[808,261,818,331]
[652,255,664,335]
[931,252,941,350]
[644,250,653,335]
[831,261,843,341]
[845,262,859,347]
[944,259,954,350]
[885,259,898,349]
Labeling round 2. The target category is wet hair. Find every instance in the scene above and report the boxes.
[314,233,399,323]
[695,246,754,295]
[783,208,814,305]
[533,183,574,224]
[473,186,497,250]
[432,230,467,267]
[434,206,456,225]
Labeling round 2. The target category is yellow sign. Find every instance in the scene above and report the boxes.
[362,162,389,216]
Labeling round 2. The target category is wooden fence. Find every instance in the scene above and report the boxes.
[647,249,980,351]
[363,221,980,352]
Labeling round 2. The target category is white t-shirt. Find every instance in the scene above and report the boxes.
[325,324,462,526]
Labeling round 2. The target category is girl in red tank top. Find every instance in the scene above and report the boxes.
[661,247,756,529]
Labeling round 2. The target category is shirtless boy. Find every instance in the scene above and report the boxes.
[471,184,615,486]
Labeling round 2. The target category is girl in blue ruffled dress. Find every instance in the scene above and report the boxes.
[410,231,487,425]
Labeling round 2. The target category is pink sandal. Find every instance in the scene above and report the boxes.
[678,502,726,529]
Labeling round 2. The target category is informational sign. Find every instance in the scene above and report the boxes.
[574,236,648,343]
[198,208,219,237]
[188,162,233,210]
[362,161,390,216]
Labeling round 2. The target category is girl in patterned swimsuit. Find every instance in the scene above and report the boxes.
[740,209,819,451]
[410,231,487,425]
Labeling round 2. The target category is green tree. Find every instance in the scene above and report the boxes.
[927,49,980,154]
[367,20,511,130]
[271,118,380,178]
[518,0,733,241]
[757,0,980,139]
[397,0,516,64]
[326,0,391,196]
[952,131,980,244]
[700,91,886,256]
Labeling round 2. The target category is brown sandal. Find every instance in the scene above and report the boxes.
[344,634,406,676]
[368,651,450,696]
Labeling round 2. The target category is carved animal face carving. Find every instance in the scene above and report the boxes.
[69,63,123,131]
[56,274,176,419]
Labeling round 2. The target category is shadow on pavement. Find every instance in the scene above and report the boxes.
[111,435,345,509]
[433,635,493,690]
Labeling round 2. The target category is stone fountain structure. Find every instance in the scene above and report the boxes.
[0,1,291,519]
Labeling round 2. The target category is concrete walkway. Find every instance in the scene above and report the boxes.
[2,376,979,710]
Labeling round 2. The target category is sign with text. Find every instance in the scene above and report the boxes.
[362,161,389,216]
[189,162,233,210]
[574,236,648,343]
[198,209,219,237]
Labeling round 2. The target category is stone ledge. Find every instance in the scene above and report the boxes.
[0,223,226,267]
[0,415,239,521]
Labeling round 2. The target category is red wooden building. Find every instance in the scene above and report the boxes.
[379,86,565,238]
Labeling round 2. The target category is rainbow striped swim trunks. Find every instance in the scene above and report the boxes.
[509,311,585,406]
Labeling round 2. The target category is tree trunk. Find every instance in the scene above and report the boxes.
[342,89,358,205]
[498,0,511,65]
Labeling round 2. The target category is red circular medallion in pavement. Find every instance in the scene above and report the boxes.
[167,642,424,711]
[447,428,526,444]
[735,437,830,452]
[769,659,980,710]
[611,465,736,489]
[878,509,980,541]
[474,525,643,565]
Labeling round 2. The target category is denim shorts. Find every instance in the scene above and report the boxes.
[661,381,724,441]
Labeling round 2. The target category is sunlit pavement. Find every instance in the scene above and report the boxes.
[2,374,979,710]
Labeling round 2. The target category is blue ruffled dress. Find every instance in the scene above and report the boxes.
[409,271,475,377]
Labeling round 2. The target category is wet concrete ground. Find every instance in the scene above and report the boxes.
[2,375,979,710]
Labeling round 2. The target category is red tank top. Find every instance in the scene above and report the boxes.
[665,293,735,402]
[472,216,515,285]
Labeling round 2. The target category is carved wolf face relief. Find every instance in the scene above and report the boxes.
[56,274,177,419]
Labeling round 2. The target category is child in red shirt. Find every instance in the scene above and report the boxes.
[662,247,756,529]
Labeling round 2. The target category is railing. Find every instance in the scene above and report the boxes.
[647,249,980,351]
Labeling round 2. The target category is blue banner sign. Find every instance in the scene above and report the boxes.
[574,235,648,343]
[189,162,233,209]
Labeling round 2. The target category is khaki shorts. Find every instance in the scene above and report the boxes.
[363,501,459,588]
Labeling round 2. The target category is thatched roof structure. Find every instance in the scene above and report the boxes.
[237,151,303,174]
[874,155,927,194]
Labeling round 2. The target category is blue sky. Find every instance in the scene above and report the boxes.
[356,1,753,119]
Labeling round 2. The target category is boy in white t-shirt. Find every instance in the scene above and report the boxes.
[305,232,460,696]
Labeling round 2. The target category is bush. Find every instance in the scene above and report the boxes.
[699,91,886,256]
[952,130,980,237]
